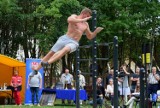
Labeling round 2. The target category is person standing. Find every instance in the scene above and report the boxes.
[118,65,131,103]
[78,70,86,105]
[28,65,42,106]
[10,70,22,106]
[130,67,140,93]
[78,70,86,89]
[60,68,73,104]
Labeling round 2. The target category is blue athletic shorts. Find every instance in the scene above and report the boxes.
[51,35,79,53]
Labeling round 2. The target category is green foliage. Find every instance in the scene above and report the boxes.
[33,0,82,55]
[0,0,160,66]
[78,0,160,64]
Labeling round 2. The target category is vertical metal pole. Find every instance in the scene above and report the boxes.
[141,43,146,108]
[140,68,145,108]
[113,36,118,108]
[144,43,148,108]
[145,43,151,108]
[76,48,80,108]
[92,10,97,108]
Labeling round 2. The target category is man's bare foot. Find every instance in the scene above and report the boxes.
[41,61,49,71]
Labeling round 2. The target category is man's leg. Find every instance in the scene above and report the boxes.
[30,87,35,105]
[36,46,71,71]
[35,87,40,104]
[35,51,55,71]
[13,91,18,105]
[47,46,71,64]
[17,91,21,105]
[125,97,135,105]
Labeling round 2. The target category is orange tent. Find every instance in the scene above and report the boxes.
[0,54,26,103]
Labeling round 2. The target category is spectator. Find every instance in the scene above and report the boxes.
[130,67,140,93]
[10,70,22,106]
[97,77,105,106]
[78,70,86,105]
[60,68,74,104]
[89,77,105,106]
[148,66,160,106]
[124,82,140,108]
[118,65,131,103]
[78,70,86,89]
[106,78,114,107]
[28,65,42,106]
[106,69,114,85]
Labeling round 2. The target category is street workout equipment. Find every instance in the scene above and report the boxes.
[75,10,119,108]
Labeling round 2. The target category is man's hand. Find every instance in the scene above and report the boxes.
[13,84,17,88]
[95,27,104,34]
[10,83,13,87]
[27,84,30,89]
[39,86,42,89]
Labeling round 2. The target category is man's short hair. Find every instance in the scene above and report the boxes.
[81,7,92,15]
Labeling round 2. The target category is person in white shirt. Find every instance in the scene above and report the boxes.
[78,70,86,89]
[124,82,140,108]
[78,70,86,105]
[148,66,160,106]
[60,68,73,89]
[118,65,131,103]
[106,78,114,106]
[28,66,42,106]
[60,68,73,104]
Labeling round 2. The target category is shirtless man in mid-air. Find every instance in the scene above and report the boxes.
[34,7,103,71]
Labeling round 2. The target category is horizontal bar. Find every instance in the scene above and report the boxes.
[78,59,92,61]
[78,45,91,48]
[96,58,109,61]
[97,42,113,46]
[78,42,113,49]
[78,58,109,61]
[80,72,92,75]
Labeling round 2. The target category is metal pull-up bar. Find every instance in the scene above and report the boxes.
[76,9,119,108]
[92,10,97,108]
[76,10,98,108]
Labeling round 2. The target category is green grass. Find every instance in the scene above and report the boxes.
[0,105,93,108]
[0,99,95,108]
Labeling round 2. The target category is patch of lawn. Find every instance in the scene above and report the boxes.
[0,99,94,108]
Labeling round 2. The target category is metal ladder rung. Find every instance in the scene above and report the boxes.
[78,59,92,61]
[81,72,92,75]
[78,45,91,48]
[96,58,109,61]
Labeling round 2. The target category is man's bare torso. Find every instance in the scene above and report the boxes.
[66,21,88,42]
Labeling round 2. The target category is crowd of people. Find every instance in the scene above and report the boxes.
[10,65,160,108]
[105,66,160,108]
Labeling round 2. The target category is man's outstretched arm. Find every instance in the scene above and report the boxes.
[85,23,104,40]
[67,14,91,23]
